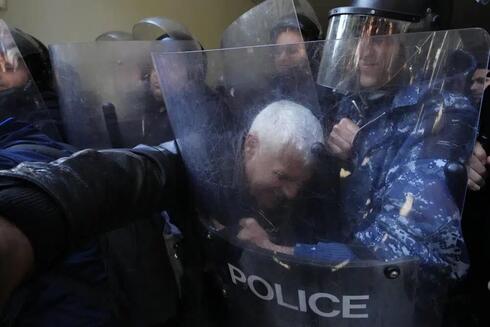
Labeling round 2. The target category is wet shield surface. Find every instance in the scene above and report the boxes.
[154,28,490,326]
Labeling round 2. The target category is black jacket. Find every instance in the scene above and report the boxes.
[0,144,180,270]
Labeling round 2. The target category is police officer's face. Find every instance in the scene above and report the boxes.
[244,134,312,210]
[154,56,189,97]
[0,55,29,92]
[357,37,400,89]
[274,29,307,73]
[470,69,490,102]
[150,69,163,102]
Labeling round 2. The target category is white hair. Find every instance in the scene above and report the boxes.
[248,100,323,165]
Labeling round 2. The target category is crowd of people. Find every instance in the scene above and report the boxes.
[0,0,489,326]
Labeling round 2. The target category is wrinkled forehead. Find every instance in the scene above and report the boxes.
[258,142,309,167]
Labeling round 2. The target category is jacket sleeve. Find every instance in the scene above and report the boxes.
[0,143,182,268]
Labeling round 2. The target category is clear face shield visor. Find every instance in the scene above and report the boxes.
[325,14,411,40]
[318,14,412,94]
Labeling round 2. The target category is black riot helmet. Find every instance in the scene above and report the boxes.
[270,13,322,43]
[330,0,430,23]
[10,28,53,93]
[319,0,433,92]
[152,33,207,91]
[156,33,203,50]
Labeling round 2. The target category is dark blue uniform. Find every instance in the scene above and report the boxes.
[295,84,477,279]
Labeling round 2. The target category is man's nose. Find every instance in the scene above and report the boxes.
[359,38,375,58]
[282,183,300,200]
[470,82,481,95]
[277,49,288,62]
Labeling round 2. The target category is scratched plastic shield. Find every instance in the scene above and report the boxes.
[154,28,490,326]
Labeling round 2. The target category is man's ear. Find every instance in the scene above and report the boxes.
[244,133,258,160]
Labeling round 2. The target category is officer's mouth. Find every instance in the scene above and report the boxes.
[359,61,378,70]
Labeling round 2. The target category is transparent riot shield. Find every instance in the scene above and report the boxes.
[49,39,200,148]
[154,28,489,326]
[0,20,60,140]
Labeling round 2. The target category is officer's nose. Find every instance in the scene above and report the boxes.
[282,182,300,200]
[358,38,375,59]
[276,50,287,63]
[470,82,481,96]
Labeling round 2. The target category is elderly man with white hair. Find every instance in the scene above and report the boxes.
[195,100,328,232]
[195,100,352,261]
[242,100,323,210]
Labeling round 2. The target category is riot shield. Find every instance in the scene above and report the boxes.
[154,28,489,326]
[49,39,199,148]
[0,20,60,139]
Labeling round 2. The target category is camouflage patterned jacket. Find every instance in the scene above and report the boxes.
[294,84,477,277]
[336,85,477,277]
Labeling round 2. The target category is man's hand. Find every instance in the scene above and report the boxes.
[237,218,294,255]
[326,118,360,160]
[467,141,489,191]
[0,216,34,308]
[237,218,272,249]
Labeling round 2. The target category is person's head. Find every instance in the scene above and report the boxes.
[0,48,29,92]
[243,100,323,209]
[274,29,308,73]
[319,1,420,92]
[470,67,490,103]
[10,28,53,93]
[357,32,402,89]
[149,69,163,102]
[271,15,320,74]
[271,14,321,44]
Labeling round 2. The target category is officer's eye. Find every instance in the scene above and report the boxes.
[4,63,15,72]
[274,170,286,180]
[286,45,301,56]
[274,170,292,182]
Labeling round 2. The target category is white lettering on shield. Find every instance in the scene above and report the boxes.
[228,263,369,319]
